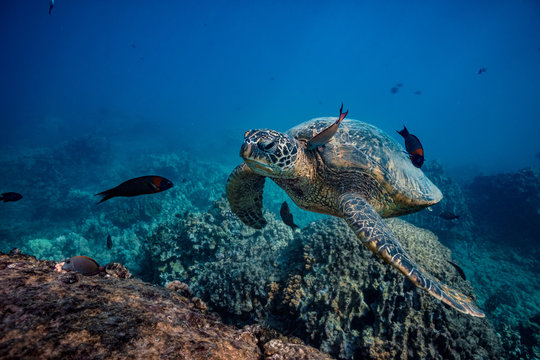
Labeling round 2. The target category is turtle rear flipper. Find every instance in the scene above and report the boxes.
[339,193,485,318]
[226,163,267,229]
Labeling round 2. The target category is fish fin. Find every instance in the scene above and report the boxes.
[307,103,348,150]
[95,189,116,204]
[397,126,409,137]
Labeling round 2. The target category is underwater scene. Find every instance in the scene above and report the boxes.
[1,1,539,359]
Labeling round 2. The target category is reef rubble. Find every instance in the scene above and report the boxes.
[0,250,330,360]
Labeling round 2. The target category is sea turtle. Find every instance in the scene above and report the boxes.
[226,106,484,317]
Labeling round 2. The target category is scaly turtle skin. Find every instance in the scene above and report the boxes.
[227,116,484,317]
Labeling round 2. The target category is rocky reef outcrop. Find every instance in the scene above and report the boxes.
[0,250,330,360]
[147,198,503,359]
[466,167,540,248]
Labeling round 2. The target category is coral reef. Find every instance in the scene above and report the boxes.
[2,139,538,359]
[0,250,330,360]
[148,199,502,359]
[278,218,500,359]
[0,137,231,278]
[146,197,294,322]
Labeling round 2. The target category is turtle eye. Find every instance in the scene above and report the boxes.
[258,139,277,152]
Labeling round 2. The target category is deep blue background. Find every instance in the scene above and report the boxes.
[1,0,539,174]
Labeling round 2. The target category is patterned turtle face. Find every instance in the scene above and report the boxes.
[241,129,299,178]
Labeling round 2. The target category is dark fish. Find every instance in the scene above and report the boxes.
[48,0,54,14]
[396,126,424,168]
[396,83,403,88]
[306,103,348,150]
[106,234,112,250]
[439,211,460,220]
[478,68,486,75]
[96,176,173,204]
[280,201,299,231]
[390,87,399,94]
[414,90,422,95]
[1,192,23,203]
[535,152,540,159]
[62,256,104,276]
[447,260,467,280]
[131,43,137,48]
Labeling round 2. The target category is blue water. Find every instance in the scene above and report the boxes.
[1,1,540,359]
[1,0,540,173]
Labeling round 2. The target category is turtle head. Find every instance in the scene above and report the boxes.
[241,129,300,178]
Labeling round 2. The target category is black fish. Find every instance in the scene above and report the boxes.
[397,126,424,168]
[96,176,173,204]
[439,211,460,220]
[280,201,299,231]
[1,192,23,203]
[62,256,105,276]
[390,87,399,94]
[447,260,467,280]
[48,0,54,15]
[478,68,486,75]
[414,90,422,95]
[106,234,112,250]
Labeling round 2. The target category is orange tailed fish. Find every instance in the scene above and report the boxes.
[397,126,424,168]
[96,176,173,204]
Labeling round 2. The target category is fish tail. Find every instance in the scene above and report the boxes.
[95,189,116,204]
[397,126,409,137]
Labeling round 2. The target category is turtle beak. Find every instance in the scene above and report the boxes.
[241,141,274,174]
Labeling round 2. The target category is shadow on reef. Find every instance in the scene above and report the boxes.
[146,197,502,360]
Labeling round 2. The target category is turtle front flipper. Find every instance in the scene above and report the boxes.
[226,163,267,229]
[339,193,485,317]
